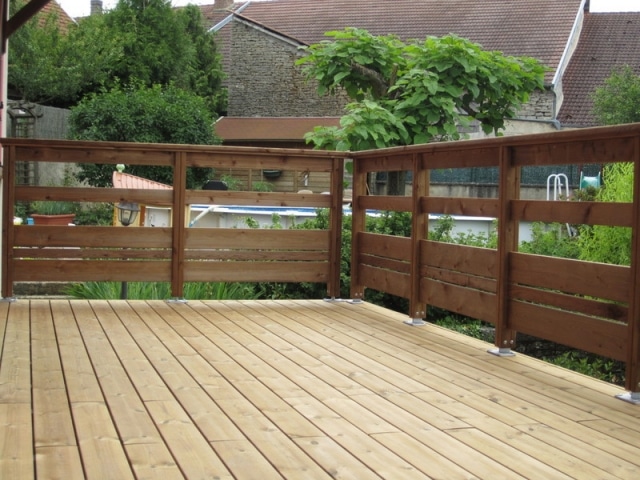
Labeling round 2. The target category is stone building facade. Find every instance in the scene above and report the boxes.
[228,19,349,118]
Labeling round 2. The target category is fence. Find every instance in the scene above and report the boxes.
[349,123,640,395]
[2,139,345,299]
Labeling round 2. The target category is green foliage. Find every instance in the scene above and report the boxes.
[30,200,77,215]
[429,215,497,248]
[103,0,226,112]
[431,315,494,342]
[8,0,123,107]
[8,0,225,113]
[73,203,115,226]
[68,83,218,187]
[298,28,546,151]
[577,163,632,265]
[592,65,640,126]
[519,222,580,259]
[544,351,623,385]
[65,281,256,300]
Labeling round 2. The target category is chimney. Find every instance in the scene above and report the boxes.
[216,0,234,10]
[90,0,103,15]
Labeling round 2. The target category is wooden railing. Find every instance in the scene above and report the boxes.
[349,123,640,395]
[2,139,345,299]
[4,125,640,395]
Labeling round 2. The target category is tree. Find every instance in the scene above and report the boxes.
[592,65,640,125]
[8,0,225,114]
[68,83,219,188]
[297,28,546,194]
[103,0,225,113]
[8,0,122,107]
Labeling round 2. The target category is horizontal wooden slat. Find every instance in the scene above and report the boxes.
[423,266,497,294]
[354,153,415,173]
[510,252,630,303]
[186,151,338,171]
[15,186,174,205]
[13,226,172,248]
[511,137,634,166]
[13,260,171,282]
[421,146,500,170]
[512,200,632,227]
[12,145,175,166]
[12,248,171,260]
[358,264,410,298]
[185,250,328,261]
[358,253,411,275]
[422,197,499,217]
[421,241,497,278]
[185,190,333,208]
[357,195,412,212]
[184,261,328,283]
[509,301,627,361]
[359,233,412,262]
[421,279,497,323]
[186,228,329,250]
[509,284,628,323]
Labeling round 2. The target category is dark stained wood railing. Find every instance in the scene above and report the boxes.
[4,125,640,397]
[349,123,640,395]
[2,139,345,299]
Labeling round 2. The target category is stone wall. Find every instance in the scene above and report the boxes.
[228,20,349,117]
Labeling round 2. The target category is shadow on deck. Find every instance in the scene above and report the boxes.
[1,299,639,479]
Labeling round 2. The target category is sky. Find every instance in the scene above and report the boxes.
[56,0,640,19]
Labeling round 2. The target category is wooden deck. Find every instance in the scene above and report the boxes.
[1,299,639,479]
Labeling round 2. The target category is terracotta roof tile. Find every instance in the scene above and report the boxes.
[558,12,640,127]
[235,0,584,84]
[112,171,172,190]
[39,0,75,32]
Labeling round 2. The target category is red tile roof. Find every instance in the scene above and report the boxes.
[112,171,172,190]
[558,12,640,127]
[38,0,75,32]
[235,0,584,84]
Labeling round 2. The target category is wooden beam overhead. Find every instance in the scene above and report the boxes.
[3,0,50,41]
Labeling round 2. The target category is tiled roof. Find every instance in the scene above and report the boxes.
[112,171,172,190]
[39,0,75,32]
[235,0,584,84]
[558,12,640,128]
[214,116,341,141]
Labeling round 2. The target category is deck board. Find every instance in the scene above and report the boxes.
[1,298,639,479]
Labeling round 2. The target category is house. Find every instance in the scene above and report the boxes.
[211,0,585,144]
[558,11,640,127]
[209,0,640,146]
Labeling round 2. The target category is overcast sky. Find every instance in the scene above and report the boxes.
[56,0,640,20]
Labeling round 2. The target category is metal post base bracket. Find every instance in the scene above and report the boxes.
[487,347,516,357]
[167,297,188,304]
[616,392,640,405]
[404,318,427,326]
[1,297,17,303]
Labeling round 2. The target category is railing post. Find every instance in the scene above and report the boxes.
[618,135,640,403]
[349,156,366,302]
[406,153,428,326]
[170,151,187,300]
[1,145,16,299]
[326,155,344,299]
[490,145,519,356]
